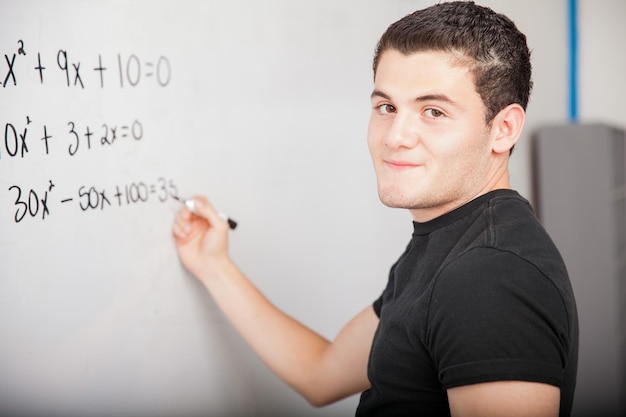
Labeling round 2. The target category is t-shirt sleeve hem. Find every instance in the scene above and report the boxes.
[440,358,564,389]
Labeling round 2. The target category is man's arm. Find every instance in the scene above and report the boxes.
[172,196,378,406]
[448,381,560,417]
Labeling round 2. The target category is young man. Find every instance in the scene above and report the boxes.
[172,2,578,416]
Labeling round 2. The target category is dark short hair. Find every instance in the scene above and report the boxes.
[373,1,532,122]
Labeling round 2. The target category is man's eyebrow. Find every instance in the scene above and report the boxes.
[370,89,391,100]
[370,90,458,106]
[414,93,458,106]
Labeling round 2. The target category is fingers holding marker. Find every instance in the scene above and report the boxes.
[183,196,237,230]
[172,205,194,239]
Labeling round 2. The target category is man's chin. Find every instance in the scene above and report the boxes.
[377,190,413,209]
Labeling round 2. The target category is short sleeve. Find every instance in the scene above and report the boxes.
[427,247,571,389]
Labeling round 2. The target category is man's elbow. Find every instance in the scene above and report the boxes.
[305,392,338,408]
[300,386,350,408]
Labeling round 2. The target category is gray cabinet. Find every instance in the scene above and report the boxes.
[533,124,626,417]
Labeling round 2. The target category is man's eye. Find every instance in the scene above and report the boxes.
[425,108,445,118]
[377,104,396,115]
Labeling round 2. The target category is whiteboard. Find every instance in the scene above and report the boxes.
[0,1,416,416]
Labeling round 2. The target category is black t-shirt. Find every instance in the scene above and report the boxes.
[356,190,578,417]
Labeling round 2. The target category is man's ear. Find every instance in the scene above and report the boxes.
[490,103,526,154]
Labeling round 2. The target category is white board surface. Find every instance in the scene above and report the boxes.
[0,1,417,416]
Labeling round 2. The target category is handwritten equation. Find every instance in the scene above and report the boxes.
[8,177,180,223]
[1,115,144,161]
[1,39,171,89]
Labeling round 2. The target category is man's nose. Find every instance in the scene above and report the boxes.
[383,111,419,149]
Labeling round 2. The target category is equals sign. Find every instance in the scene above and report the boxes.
[150,185,156,194]
[145,62,154,77]
[120,125,129,138]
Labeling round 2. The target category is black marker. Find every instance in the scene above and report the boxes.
[174,196,237,230]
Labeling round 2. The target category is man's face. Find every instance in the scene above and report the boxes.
[368,49,496,222]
